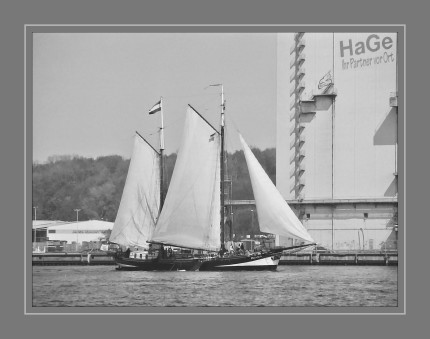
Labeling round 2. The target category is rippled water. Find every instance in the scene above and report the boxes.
[32,265,397,307]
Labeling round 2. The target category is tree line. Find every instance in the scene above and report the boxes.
[32,148,276,237]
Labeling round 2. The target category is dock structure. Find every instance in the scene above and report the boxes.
[32,252,115,266]
[32,251,398,266]
[280,252,398,266]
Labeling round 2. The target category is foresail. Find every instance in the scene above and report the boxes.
[149,106,221,251]
[239,134,314,243]
[109,134,160,248]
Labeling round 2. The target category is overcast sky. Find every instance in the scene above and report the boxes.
[33,33,278,162]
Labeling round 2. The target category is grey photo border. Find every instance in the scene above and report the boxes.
[25,24,405,315]
[4,0,427,336]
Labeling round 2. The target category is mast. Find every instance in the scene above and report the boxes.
[220,86,225,253]
[159,97,165,212]
[211,84,226,253]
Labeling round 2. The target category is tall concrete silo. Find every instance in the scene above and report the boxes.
[276,32,398,251]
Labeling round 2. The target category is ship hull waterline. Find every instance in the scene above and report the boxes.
[114,253,279,271]
[198,253,281,272]
[115,255,279,272]
[114,257,203,271]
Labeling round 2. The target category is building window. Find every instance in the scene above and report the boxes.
[364,213,368,219]
[306,213,311,219]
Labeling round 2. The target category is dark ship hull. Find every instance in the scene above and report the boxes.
[113,252,203,271]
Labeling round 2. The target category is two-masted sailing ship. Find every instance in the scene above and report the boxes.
[110,88,315,271]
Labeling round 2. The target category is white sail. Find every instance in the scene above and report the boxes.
[149,106,221,251]
[109,134,160,247]
[239,134,314,243]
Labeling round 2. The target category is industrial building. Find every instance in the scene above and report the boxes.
[276,32,398,251]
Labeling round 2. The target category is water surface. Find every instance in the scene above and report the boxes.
[32,265,397,308]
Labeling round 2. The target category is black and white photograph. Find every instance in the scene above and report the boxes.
[29,28,402,311]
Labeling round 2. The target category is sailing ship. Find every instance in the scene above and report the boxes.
[110,88,315,271]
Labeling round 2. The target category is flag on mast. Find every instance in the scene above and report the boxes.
[149,100,162,115]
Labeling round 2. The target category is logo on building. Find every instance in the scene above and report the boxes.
[339,34,395,70]
[318,71,333,90]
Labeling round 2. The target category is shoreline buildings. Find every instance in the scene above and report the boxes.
[276,32,398,251]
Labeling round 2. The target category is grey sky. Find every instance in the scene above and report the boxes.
[33,33,277,162]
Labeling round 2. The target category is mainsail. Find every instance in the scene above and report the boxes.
[239,133,314,243]
[149,106,221,251]
[109,134,160,247]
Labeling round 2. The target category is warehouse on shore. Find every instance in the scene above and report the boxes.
[32,220,113,245]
